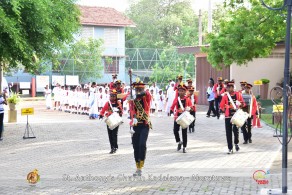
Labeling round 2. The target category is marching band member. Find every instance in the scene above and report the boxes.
[174,75,183,91]
[187,79,193,90]
[44,85,52,110]
[206,79,216,117]
[150,89,156,116]
[220,81,245,154]
[114,80,124,94]
[166,81,176,116]
[170,83,192,153]
[213,77,224,119]
[241,83,258,144]
[239,81,247,92]
[129,79,152,176]
[188,86,197,133]
[156,89,165,117]
[219,79,229,96]
[109,74,118,90]
[99,89,123,154]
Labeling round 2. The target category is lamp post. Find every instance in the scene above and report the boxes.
[184,59,189,83]
[261,0,291,193]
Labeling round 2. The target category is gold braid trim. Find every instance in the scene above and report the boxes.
[134,99,152,129]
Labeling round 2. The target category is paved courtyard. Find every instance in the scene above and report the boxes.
[0,100,291,195]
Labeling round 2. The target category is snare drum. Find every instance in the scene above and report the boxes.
[105,112,123,130]
[231,109,249,127]
[176,111,195,129]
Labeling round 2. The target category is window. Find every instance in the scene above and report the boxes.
[104,28,119,47]
[80,26,94,39]
[104,57,119,74]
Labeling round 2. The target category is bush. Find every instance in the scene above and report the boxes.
[261,78,270,84]
[7,92,21,104]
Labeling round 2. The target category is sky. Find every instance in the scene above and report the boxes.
[76,0,225,13]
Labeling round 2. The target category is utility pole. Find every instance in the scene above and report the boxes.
[198,9,202,45]
[208,0,212,33]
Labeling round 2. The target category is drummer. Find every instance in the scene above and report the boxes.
[219,81,245,154]
[241,83,258,144]
[170,82,192,153]
[109,74,118,90]
[99,89,123,154]
[239,81,247,93]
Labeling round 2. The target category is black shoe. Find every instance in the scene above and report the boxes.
[249,139,252,143]
[0,137,3,141]
[227,149,233,154]
[211,114,216,117]
[177,142,182,151]
[189,130,192,133]
[235,144,240,151]
[192,128,195,133]
[183,148,186,153]
[114,148,118,153]
[206,115,210,118]
[217,115,220,119]
[243,141,248,144]
[109,149,114,154]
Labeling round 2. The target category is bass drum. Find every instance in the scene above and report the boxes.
[231,109,249,127]
[105,112,123,130]
[176,111,195,129]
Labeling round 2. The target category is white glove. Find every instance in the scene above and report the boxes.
[113,107,119,112]
[129,129,135,134]
[133,118,138,126]
[236,100,241,106]
[185,107,191,111]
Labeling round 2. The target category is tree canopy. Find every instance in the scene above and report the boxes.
[125,0,201,48]
[0,0,80,74]
[52,38,104,83]
[204,0,286,69]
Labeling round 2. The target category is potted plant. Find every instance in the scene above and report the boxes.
[260,78,270,100]
[7,92,21,110]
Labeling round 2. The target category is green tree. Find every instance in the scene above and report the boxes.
[203,0,286,69]
[52,38,104,83]
[0,0,80,91]
[126,0,199,48]
[149,49,192,88]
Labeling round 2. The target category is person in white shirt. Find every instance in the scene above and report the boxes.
[166,81,176,116]
[89,83,98,119]
[150,89,156,116]
[156,89,165,117]
[52,83,61,110]
[97,86,106,112]
[44,85,52,109]
[0,93,7,141]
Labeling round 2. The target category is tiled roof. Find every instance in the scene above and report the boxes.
[78,5,135,27]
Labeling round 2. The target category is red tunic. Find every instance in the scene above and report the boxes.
[100,100,123,117]
[187,94,198,112]
[129,91,151,126]
[109,82,115,90]
[170,96,192,120]
[213,83,225,98]
[219,91,245,117]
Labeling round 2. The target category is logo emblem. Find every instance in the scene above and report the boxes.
[27,169,40,184]
[253,170,269,185]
